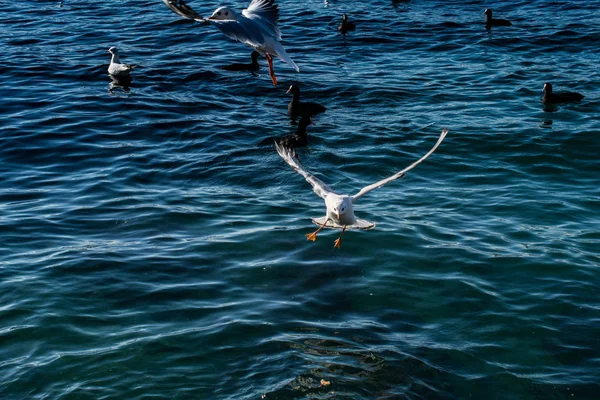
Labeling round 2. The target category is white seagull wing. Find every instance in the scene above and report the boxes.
[352,129,448,201]
[212,18,266,48]
[243,0,281,40]
[162,0,204,21]
[275,142,333,200]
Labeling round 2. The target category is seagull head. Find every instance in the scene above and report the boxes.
[208,6,237,21]
[107,46,119,55]
[332,198,352,221]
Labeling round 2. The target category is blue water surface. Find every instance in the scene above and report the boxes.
[1,0,600,398]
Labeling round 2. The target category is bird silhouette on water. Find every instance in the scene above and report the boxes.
[258,116,314,147]
[221,50,260,72]
[287,84,326,120]
[483,9,512,29]
[542,83,584,103]
[338,14,356,36]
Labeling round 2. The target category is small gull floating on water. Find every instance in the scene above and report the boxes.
[162,0,299,86]
[275,129,448,248]
[107,47,138,77]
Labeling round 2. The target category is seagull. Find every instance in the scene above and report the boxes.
[162,0,299,86]
[275,129,448,248]
[107,47,137,77]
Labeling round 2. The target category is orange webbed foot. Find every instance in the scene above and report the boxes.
[306,232,317,242]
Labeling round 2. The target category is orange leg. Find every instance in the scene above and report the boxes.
[306,219,328,242]
[333,226,347,249]
[265,53,277,86]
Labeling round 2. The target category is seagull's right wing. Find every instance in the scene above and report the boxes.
[352,129,448,201]
[162,0,205,21]
[243,0,281,40]
[275,142,333,200]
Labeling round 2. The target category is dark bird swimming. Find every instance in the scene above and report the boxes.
[287,84,326,119]
[338,14,356,36]
[542,83,584,103]
[258,116,314,147]
[221,50,260,72]
[483,9,512,28]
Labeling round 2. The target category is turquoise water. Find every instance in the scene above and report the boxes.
[1,0,599,398]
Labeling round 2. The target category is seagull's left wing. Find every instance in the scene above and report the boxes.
[162,0,205,21]
[243,0,281,40]
[275,142,333,200]
[352,129,448,201]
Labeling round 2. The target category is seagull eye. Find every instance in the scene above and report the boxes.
[225,11,228,16]
[217,11,221,15]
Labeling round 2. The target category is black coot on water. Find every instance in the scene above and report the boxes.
[483,9,512,28]
[287,84,326,119]
[542,83,584,103]
[221,51,260,72]
[258,116,314,147]
[338,14,356,36]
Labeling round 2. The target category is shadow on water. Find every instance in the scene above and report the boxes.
[108,75,132,93]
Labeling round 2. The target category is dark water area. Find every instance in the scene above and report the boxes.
[1,0,600,398]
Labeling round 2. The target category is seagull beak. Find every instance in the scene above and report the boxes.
[208,15,216,20]
[336,212,340,220]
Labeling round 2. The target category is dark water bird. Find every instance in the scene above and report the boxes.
[338,14,356,36]
[258,116,313,147]
[483,9,512,28]
[287,84,327,119]
[542,83,584,103]
[162,0,299,86]
[107,47,138,77]
[221,50,260,72]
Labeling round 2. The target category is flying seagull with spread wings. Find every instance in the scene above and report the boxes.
[162,0,299,86]
[275,129,448,248]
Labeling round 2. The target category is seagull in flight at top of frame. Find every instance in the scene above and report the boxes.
[162,0,299,86]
